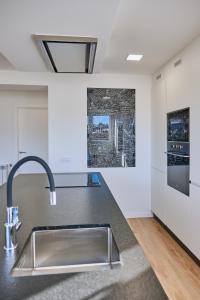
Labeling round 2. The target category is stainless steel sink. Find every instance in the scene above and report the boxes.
[11,224,121,277]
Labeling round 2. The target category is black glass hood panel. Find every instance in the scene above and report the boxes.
[46,173,100,188]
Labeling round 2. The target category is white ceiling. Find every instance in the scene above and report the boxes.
[0,0,120,72]
[0,0,200,74]
[103,0,200,74]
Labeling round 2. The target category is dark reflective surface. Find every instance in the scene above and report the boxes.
[167,108,189,142]
[46,173,100,188]
[167,146,190,196]
[167,153,190,196]
[87,88,135,168]
[167,154,189,167]
[167,108,190,196]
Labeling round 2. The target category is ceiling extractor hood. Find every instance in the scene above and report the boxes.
[33,35,97,74]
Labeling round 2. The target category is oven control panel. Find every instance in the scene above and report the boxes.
[167,141,190,156]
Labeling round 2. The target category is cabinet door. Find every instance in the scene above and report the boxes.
[166,57,190,112]
[187,184,200,259]
[165,185,190,248]
[166,40,200,113]
[151,168,167,223]
[151,76,167,172]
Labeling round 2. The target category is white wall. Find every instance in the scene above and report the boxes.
[151,35,200,259]
[0,72,151,218]
[0,90,48,166]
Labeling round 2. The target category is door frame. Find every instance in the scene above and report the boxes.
[17,106,48,162]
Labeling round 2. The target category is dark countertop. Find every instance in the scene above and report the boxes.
[0,173,167,300]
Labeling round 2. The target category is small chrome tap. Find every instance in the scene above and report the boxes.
[4,207,21,250]
[4,156,56,251]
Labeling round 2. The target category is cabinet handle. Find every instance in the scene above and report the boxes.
[190,181,200,188]
[167,152,190,158]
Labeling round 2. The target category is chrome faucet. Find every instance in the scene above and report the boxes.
[4,156,56,251]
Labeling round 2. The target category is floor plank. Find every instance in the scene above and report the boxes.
[127,218,200,300]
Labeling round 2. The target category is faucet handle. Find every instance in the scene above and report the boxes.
[4,207,21,251]
[12,207,22,230]
[12,207,19,223]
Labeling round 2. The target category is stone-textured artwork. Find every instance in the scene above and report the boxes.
[87,88,135,167]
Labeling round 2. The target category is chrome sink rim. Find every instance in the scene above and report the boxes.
[11,224,121,277]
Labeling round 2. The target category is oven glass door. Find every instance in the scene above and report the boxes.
[167,153,190,196]
[167,108,189,142]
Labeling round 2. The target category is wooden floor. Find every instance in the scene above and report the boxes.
[128,218,200,300]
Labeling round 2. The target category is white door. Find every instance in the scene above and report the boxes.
[18,107,48,173]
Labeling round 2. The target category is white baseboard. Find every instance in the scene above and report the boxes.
[124,210,153,219]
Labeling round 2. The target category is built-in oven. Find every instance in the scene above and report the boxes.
[167,108,190,196]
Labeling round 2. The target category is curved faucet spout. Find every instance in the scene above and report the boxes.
[7,156,56,207]
[4,156,56,251]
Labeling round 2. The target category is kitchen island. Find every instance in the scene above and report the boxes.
[0,173,167,300]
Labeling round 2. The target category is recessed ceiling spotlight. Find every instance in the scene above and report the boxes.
[126,54,143,61]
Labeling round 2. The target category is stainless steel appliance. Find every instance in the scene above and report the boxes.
[167,108,190,196]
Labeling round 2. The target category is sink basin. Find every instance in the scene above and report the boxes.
[11,224,121,277]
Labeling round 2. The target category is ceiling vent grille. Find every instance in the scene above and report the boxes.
[174,59,182,68]
[156,74,162,80]
[33,35,97,74]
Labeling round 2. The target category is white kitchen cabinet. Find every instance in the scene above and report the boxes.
[151,168,167,224]
[152,167,191,255]
[151,75,167,172]
[187,184,200,259]
[166,38,200,114]
[166,60,190,112]
[151,36,200,260]
[164,186,190,248]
